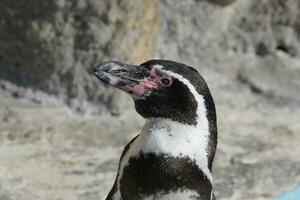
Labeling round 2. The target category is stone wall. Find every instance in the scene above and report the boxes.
[157,0,300,63]
[0,0,159,114]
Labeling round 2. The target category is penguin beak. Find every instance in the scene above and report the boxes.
[93,61,157,97]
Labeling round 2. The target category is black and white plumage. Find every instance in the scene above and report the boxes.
[94,60,217,200]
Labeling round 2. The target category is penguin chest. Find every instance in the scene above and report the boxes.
[119,153,212,200]
[113,120,214,200]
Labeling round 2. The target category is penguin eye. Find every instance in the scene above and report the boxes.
[160,78,171,86]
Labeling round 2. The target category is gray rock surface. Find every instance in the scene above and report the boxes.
[0,0,159,114]
[0,0,300,200]
[156,0,300,65]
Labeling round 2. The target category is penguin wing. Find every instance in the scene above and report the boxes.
[105,134,140,200]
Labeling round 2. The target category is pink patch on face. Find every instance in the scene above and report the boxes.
[132,80,157,96]
[133,84,146,96]
[131,67,165,96]
[149,68,160,79]
[149,67,169,84]
[141,79,157,89]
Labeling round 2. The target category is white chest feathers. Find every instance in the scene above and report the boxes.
[112,119,213,200]
[139,119,210,175]
[141,189,200,200]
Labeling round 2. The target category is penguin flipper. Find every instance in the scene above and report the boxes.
[105,181,117,200]
[105,134,140,200]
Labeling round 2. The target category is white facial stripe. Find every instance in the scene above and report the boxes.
[153,65,212,182]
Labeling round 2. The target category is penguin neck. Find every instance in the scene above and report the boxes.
[141,117,210,152]
[142,117,206,135]
[139,117,213,182]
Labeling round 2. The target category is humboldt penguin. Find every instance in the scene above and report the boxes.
[93,60,217,200]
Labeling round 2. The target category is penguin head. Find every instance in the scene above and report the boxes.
[94,60,215,126]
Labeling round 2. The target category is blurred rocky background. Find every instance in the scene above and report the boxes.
[0,0,299,200]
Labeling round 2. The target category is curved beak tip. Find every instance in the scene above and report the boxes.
[93,68,98,75]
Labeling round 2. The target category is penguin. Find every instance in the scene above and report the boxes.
[93,60,217,200]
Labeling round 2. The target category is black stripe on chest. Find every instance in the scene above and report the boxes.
[119,153,212,200]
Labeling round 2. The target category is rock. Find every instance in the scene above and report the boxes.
[198,0,237,7]
[0,0,159,114]
[156,0,300,66]
[237,55,300,105]
[0,189,11,200]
